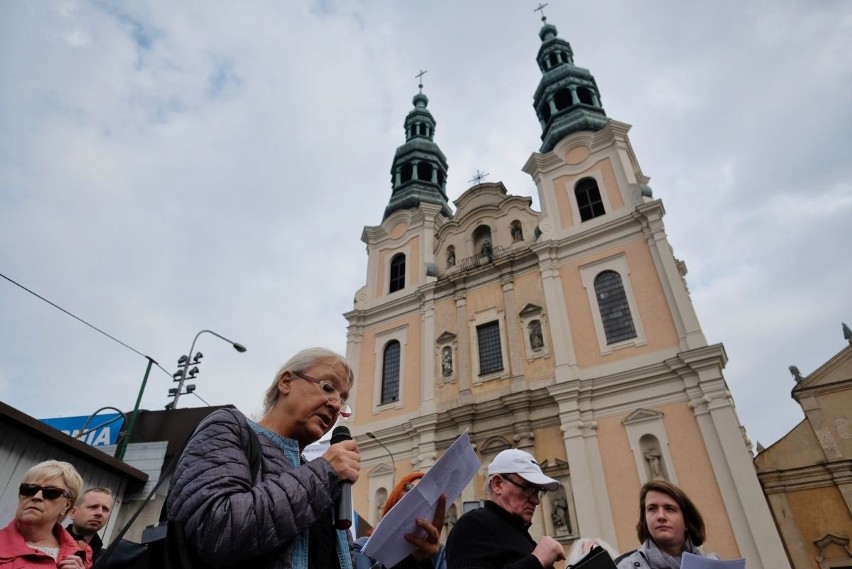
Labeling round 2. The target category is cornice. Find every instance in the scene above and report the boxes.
[757,460,852,493]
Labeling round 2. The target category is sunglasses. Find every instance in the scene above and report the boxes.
[403,483,416,492]
[19,483,69,500]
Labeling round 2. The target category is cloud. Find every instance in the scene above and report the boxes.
[1,0,850,450]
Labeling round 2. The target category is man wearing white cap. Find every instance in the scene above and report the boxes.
[445,448,566,569]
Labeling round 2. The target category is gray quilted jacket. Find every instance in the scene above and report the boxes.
[165,409,349,569]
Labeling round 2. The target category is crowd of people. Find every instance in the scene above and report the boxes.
[0,460,113,568]
[1,347,725,569]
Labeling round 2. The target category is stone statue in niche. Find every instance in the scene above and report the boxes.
[480,239,493,261]
[511,223,523,242]
[375,495,386,524]
[550,484,570,534]
[447,248,455,267]
[441,346,453,377]
[644,446,665,479]
[444,504,458,535]
[529,320,544,351]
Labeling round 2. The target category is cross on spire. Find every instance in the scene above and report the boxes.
[416,69,427,93]
[468,170,490,185]
[534,2,549,23]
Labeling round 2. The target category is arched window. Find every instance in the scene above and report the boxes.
[381,341,401,404]
[575,178,605,221]
[553,88,573,111]
[547,53,558,69]
[389,254,405,293]
[594,271,637,344]
[417,161,432,181]
[400,163,413,183]
[577,86,594,105]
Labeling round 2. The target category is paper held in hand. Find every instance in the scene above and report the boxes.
[361,430,480,568]
[681,552,746,569]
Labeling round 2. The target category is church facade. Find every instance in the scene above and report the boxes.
[755,336,852,569]
[344,17,788,567]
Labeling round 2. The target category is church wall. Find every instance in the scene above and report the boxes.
[786,485,852,567]
[431,294,460,394]
[561,238,679,368]
[389,222,409,240]
[815,386,852,457]
[551,157,624,230]
[513,271,556,381]
[553,173,574,229]
[596,401,742,557]
[661,402,740,558]
[535,425,568,464]
[350,312,422,423]
[373,228,420,301]
[595,412,643,550]
[756,422,823,470]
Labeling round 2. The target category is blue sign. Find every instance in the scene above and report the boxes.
[40,414,124,447]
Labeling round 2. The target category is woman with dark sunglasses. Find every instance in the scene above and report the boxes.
[0,460,91,568]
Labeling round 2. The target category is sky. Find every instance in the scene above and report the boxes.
[1,0,850,451]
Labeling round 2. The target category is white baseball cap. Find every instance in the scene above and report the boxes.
[487,449,560,491]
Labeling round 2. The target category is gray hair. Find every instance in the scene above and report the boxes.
[262,347,354,416]
[483,471,498,498]
[23,460,83,505]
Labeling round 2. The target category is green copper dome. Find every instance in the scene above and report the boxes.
[532,21,608,152]
[383,89,452,220]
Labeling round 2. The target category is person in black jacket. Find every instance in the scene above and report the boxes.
[445,449,566,569]
[66,488,112,564]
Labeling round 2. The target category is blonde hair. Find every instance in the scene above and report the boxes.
[262,347,354,415]
[23,460,83,505]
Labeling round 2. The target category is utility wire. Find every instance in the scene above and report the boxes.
[0,271,174,379]
[191,391,212,406]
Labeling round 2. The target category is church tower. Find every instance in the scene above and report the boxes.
[345,15,788,568]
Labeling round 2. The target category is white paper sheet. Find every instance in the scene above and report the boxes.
[681,552,746,569]
[361,430,480,568]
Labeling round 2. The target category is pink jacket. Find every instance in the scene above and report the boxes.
[0,520,92,568]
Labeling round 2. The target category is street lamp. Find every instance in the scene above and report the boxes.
[366,431,396,489]
[170,329,246,409]
[77,406,128,456]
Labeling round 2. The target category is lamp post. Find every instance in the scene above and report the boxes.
[366,431,396,489]
[118,356,155,460]
[170,329,246,409]
[77,406,129,458]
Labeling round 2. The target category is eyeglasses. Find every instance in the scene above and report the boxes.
[499,475,546,498]
[19,484,69,500]
[293,371,352,418]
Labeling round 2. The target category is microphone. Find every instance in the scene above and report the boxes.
[330,425,353,530]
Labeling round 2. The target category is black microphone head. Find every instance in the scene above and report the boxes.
[330,425,352,445]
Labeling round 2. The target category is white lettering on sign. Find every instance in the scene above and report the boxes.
[60,427,112,447]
